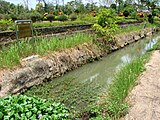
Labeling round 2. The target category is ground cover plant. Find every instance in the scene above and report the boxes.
[0,95,69,120]
[0,33,94,68]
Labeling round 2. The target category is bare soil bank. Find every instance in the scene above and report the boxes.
[0,28,156,97]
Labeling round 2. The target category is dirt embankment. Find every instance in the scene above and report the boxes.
[125,50,160,120]
[0,28,156,97]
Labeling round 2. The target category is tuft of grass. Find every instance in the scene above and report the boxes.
[0,33,95,68]
[104,53,151,119]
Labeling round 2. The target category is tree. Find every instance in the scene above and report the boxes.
[115,0,124,13]
[36,0,47,12]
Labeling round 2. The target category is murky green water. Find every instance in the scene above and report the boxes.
[24,34,160,113]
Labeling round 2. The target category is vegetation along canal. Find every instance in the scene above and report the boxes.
[24,34,160,114]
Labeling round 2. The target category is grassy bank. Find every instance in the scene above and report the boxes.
[0,33,94,68]
[89,40,160,119]
[115,22,160,35]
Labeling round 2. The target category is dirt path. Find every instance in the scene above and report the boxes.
[125,50,160,120]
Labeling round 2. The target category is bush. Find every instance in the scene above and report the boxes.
[130,12,137,19]
[0,95,70,120]
[70,14,77,21]
[9,14,18,21]
[17,13,31,20]
[123,10,129,17]
[46,14,55,22]
[110,4,116,10]
[0,14,9,20]
[148,14,153,23]
[93,8,119,37]
[0,20,13,31]
[57,15,68,21]
[31,12,43,22]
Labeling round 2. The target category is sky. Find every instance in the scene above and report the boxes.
[5,0,37,9]
[4,0,95,9]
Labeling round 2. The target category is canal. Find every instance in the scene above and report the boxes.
[24,34,160,114]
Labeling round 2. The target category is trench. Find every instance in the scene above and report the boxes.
[24,34,160,114]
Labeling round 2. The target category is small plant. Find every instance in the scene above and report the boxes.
[46,14,55,22]
[57,15,68,21]
[70,14,77,21]
[0,95,70,120]
[0,19,13,31]
[31,12,43,22]
[93,8,119,36]
[9,13,17,21]
[123,10,129,17]
[17,13,31,20]
[148,14,154,23]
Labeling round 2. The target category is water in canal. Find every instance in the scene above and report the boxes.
[24,34,160,113]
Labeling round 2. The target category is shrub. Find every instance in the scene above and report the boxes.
[110,4,116,10]
[130,12,137,19]
[30,12,43,22]
[9,14,18,21]
[17,13,31,20]
[0,95,70,120]
[93,8,119,38]
[46,14,55,22]
[0,20,13,31]
[148,14,153,23]
[70,14,77,21]
[0,14,5,20]
[123,10,129,17]
[57,15,68,21]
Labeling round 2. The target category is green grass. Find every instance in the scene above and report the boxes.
[115,22,159,35]
[88,52,152,120]
[90,37,160,119]
[106,56,148,118]
[33,20,94,28]
[0,33,95,68]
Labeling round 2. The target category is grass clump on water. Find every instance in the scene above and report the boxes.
[0,33,94,68]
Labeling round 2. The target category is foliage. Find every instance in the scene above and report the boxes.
[93,8,119,37]
[0,19,13,31]
[130,12,138,19]
[33,20,93,28]
[46,14,55,22]
[0,95,70,120]
[0,33,94,68]
[57,15,68,21]
[79,14,98,23]
[123,10,129,17]
[17,13,31,20]
[0,13,9,20]
[9,13,17,21]
[106,53,150,118]
[110,4,117,10]
[70,14,77,21]
[148,14,154,23]
[30,12,43,22]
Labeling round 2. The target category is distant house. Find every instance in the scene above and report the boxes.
[137,9,151,14]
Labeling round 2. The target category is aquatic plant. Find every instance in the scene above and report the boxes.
[0,95,70,120]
